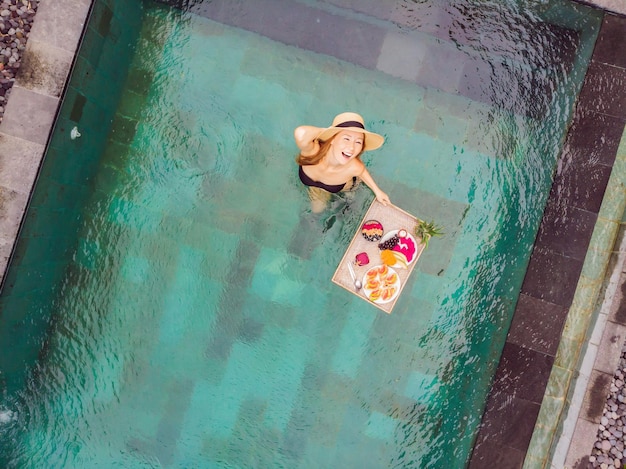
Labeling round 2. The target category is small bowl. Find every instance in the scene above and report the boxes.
[361,220,384,241]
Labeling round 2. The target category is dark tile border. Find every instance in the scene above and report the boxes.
[507,294,569,356]
[468,12,626,469]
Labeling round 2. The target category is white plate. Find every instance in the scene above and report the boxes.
[362,265,401,304]
[378,229,419,266]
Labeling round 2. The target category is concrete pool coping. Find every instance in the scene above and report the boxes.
[0,1,624,467]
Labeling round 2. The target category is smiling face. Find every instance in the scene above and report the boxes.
[328,130,365,165]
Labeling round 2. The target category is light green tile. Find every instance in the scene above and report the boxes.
[536,395,565,433]
[598,170,626,220]
[599,190,626,224]
[405,371,440,403]
[562,300,594,341]
[545,365,572,400]
[522,452,547,469]
[524,424,552,469]
[580,246,611,283]
[589,214,619,246]
[555,335,582,370]
[569,277,597,314]
[438,115,469,145]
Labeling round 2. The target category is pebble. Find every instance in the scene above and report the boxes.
[0,0,39,123]
[591,342,626,466]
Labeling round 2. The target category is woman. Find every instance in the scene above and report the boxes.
[295,112,391,213]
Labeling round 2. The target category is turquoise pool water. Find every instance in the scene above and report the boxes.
[0,0,602,467]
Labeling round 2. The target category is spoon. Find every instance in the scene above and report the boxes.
[347,261,363,291]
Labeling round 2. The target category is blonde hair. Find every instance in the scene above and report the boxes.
[296,139,332,166]
[296,134,363,166]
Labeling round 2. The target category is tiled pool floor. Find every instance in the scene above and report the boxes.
[0,1,625,468]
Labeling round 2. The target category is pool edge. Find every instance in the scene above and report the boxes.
[533,131,626,468]
[0,0,93,289]
[467,9,626,468]
[523,12,626,468]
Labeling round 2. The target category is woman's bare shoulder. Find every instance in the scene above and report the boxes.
[350,158,366,175]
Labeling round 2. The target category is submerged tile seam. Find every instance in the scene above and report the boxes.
[524,131,626,467]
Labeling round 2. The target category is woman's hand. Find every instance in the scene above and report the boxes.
[294,125,322,156]
[375,191,391,206]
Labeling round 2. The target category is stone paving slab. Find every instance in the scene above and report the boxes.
[28,0,91,49]
[566,417,603,465]
[1,85,59,144]
[17,39,74,97]
[0,134,44,194]
[0,187,28,250]
[595,322,626,375]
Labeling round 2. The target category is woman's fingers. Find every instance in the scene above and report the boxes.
[377,193,391,206]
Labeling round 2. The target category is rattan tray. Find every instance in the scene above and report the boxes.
[332,199,425,313]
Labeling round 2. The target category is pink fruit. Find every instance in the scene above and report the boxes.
[355,252,369,266]
[392,234,416,263]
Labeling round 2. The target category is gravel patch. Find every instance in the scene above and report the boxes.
[589,341,626,468]
[0,0,39,123]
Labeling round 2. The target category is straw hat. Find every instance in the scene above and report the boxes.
[316,112,384,151]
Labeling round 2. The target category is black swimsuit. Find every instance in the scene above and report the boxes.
[299,166,348,193]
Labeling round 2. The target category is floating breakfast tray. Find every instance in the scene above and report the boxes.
[332,199,425,313]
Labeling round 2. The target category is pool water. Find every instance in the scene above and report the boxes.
[0,0,602,467]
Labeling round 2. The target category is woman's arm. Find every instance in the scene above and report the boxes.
[294,125,322,157]
[357,164,391,206]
